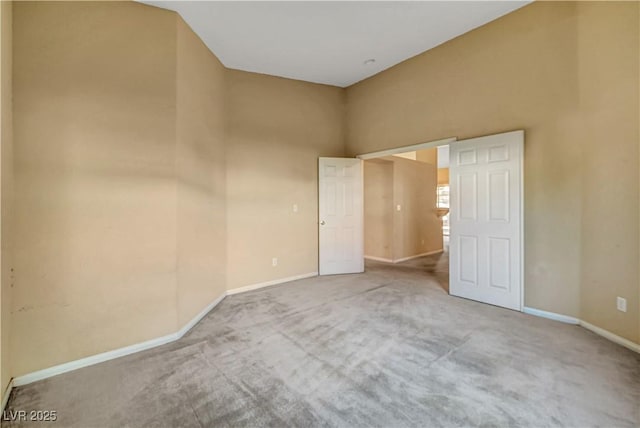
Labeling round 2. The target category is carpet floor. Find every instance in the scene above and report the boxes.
[5,253,640,427]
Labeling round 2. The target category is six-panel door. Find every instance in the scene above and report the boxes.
[449,131,523,311]
[318,158,364,275]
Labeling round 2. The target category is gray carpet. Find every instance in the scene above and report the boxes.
[5,254,640,427]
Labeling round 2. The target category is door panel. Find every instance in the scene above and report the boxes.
[319,158,364,275]
[450,131,523,311]
[488,237,510,290]
[488,170,509,222]
[458,173,477,221]
[459,235,478,285]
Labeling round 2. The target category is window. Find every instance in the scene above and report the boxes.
[437,185,449,208]
[437,184,450,236]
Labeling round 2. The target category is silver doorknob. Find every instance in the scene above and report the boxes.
[320,220,326,225]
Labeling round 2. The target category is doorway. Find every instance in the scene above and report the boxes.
[318,131,524,312]
[361,144,450,293]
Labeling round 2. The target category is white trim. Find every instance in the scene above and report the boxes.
[364,255,394,263]
[393,249,444,263]
[14,333,178,387]
[524,307,640,354]
[519,131,525,312]
[226,272,318,295]
[357,137,456,160]
[13,292,227,387]
[11,273,319,389]
[580,320,640,354]
[523,306,579,325]
[366,250,444,264]
[1,379,13,412]
[176,292,227,338]
[8,280,640,392]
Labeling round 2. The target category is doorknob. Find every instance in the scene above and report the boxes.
[320,220,326,225]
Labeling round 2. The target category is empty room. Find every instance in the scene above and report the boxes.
[0,1,639,427]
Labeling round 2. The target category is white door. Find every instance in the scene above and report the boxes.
[449,131,523,311]
[318,157,364,275]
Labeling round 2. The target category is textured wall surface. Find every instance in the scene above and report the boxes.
[364,159,393,260]
[176,17,226,327]
[364,157,442,261]
[225,70,345,291]
[1,0,14,400]
[346,2,639,343]
[4,1,638,386]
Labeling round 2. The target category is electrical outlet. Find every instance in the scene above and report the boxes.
[396,204,402,211]
[272,257,278,267]
[293,204,298,213]
[421,239,425,245]
[616,297,627,313]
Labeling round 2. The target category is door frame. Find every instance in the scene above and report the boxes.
[355,131,525,312]
[357,137,457,160]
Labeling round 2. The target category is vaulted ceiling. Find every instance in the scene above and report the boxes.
[140,1,531,87]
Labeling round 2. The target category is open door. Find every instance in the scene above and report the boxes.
[449,131,523,311]
[318,157,364,275]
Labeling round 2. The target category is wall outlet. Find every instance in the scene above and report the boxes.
[421,239,425,245]
[396,204,402,211]
[272,258,278,267]
[293,204,298,213]
[616,297,627,313]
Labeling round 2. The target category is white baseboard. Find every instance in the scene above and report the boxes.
[226,272,318,295]
[524,306,640,354]
[365,250,444,264]
[1,378,14,412]
[580,320,640,354]
[11,280,638,394]
[13,292,228,387]
[523,307,580,324]
[176,292,226,338]
[364,255,394,263]
[13,333,178,387]
[393,249,444,263]
[11,272,318,389]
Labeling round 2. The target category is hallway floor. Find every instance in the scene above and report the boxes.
[5,255,640,427]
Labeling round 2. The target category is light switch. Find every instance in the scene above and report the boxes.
[617,297,627,312]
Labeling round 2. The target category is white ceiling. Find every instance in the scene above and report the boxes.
[140,1,530,87]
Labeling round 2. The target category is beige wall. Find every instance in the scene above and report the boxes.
[391,156,442,260]
[415,148,437,166]
[437,169,449,186]
[12,1,179,376]
[346,2,639,343]
[225,70,345,290]
[11,1,229,376]
[176,17,226,326]
[575,2,639,343]
[4,0,639,384]
[1,0,13,399]
[364,159,393,260]
[392,151,416,161]
[364,156,442,261]
[8,1,347,378]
